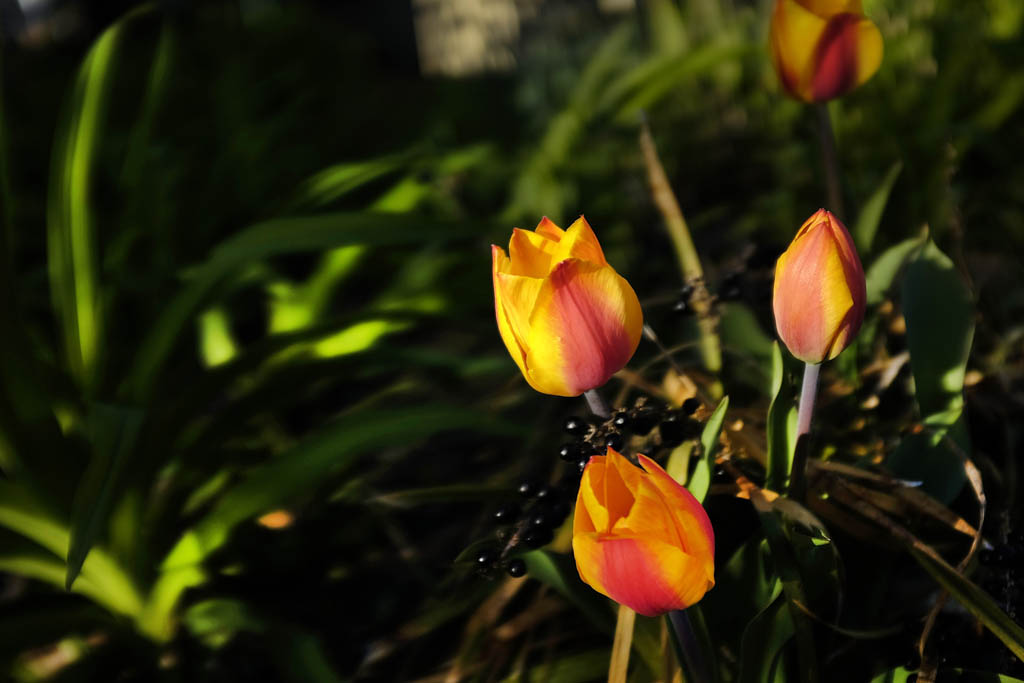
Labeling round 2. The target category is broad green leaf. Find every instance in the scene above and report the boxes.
[66,405,143,590]
[688,396,728,502]
[912,549,1024,661]
[864,232,927,305]
[738,592,793,683]
[889,240,974,502]
[853,161,903,253]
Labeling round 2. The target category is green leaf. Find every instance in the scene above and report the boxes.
[864,232,928,305]
[912,549,1024,661]
[688,396,728,502]
[737,592,793,683]
[853,161,903,253]
[522,550,616,633]
[765,343,797,492]
[165,407,519,566]
[46,11,135,390]
[889,240,974,502]
[127,212,481,400]
[66,404,143,590]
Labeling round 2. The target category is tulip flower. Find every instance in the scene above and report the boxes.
[770,0,883,103]
[491,217,643,397]
[572,448,715,617]
[773,208,866,364]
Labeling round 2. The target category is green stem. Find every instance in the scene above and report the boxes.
[816,102,845,219]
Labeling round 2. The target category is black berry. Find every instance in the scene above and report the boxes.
[563,416,588,436]
[523,529,554,549]
[476,548,498,567]
[612,412,630,431]
[681,397,700,415]
[494,503,520,524]
[517,479,539,498]
[558,443,580,462]
[506,558,527,578]
[604,433,625,452]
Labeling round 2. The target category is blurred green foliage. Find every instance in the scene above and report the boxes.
[0,0,1022,680]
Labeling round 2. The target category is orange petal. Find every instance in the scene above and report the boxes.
[509,228,558,278]
[535,216,565,241]
[572,532,713,617]
[578,455,610,533]
[771,0,828,101]
[636,454,715,567]
[525,259,642,396]
[549,216,609,268]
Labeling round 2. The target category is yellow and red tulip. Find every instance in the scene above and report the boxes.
[572,448,715,617]
[491,217,643,397]
[773,208,866,364]
[770,0,883,103]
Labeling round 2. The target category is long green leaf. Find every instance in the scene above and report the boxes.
[912,549,1024,661]
[853,161,902,253]
[126,212,481,400]
[765,343,796,492]
[46,11,141,391]
[66,405,143,590]
[688,396,729,502]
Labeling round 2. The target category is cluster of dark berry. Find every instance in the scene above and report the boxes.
[672,245,776,315]
[472,398,707,580]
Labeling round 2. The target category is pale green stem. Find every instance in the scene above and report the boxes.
[583,389,611,420]
[790,362,820,499]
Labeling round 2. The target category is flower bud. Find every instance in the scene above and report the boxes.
[492,217,643,397]
[572,448,715,617]
[771,0,883,103]
[773,209,866,364]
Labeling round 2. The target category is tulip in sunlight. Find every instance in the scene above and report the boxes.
[491,217,643,397]
[572,448,715,617]
[773,208,866,364]
[770,0,883,103]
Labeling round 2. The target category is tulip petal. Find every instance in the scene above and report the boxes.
[492,245,547,392]
[797,0,861,17]
[810,13,883,101]
[771,0,828,101]
[636,454,715,569]
[535,216,565,240]
[509,228,558,278]
[525,259,642,397]
[572,532,713,617]
[773,211,865,363]
[550,216,609,268]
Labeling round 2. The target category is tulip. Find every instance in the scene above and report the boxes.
[491,217,643,397]
[572,448,715,617]
[770,0,883,103]
[773,208,866,364]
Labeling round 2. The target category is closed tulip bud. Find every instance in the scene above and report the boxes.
[572,448,715,617]
[492,217,643,397]
[771,0,883,103]
[773,209,866,364]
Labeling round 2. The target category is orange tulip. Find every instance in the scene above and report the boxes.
[572,448,715,617]
[770,0,883,103]
[773,208,866,364]
[491,217,643,397]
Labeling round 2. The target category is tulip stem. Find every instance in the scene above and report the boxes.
[584,389,611,420]
[668,609,711,683]
[790,362,820,499]
[816,103,845,219]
